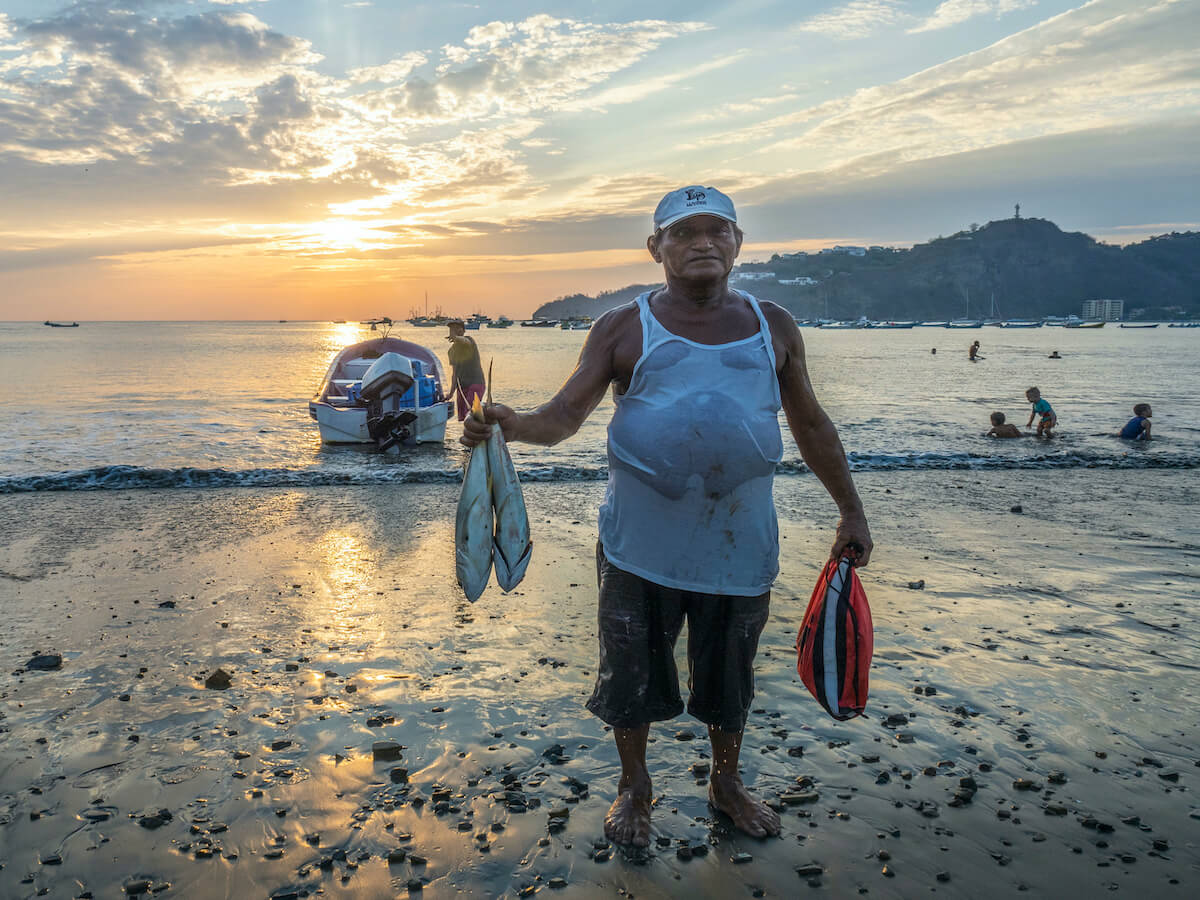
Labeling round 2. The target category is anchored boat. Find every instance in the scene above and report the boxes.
[309,336,453,452]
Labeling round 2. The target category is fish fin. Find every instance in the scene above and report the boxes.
[455,548,491,603]
[493,540,533,592]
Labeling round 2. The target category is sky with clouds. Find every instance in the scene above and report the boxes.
[1,0,1197,319]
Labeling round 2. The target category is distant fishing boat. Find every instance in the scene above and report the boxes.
[487,316,514,328]
[1001,320,1043,328]
[1167,322,1200,328]
[43,320,79,327]
[871,321,917,329]
[1118,323,1159,329]
[1064,320,1105,328]
[945,319,983,329]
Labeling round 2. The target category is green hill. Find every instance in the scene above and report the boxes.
[531,219,1200,322]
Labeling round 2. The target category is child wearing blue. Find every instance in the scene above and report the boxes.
[1025,387,1056,437]
[1119,403,1152,440]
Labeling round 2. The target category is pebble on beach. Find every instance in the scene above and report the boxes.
[204,668,232,690]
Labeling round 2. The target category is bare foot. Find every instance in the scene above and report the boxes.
[604,784,652,847]
[708,774,781,838]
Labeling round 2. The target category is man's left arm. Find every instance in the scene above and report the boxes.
[766,304,873,567]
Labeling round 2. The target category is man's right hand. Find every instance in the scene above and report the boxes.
[460,402,517,447]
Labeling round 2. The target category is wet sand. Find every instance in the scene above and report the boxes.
[1,470,1198,898]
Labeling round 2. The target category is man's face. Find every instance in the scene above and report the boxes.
[648,214,742,282]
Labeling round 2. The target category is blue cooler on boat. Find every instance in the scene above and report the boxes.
[397,361,437,408]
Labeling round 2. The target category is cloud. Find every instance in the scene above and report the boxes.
[0,5,710,227]
[353,16,709,124]
[795,1,905,39]
[690,0,1200,183]
[565,52,744,111]
[685,93,804,124]
[909,0,1038,34]
[347,51,427,84]
[0,232,268,273]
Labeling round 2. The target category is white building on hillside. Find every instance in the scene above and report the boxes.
[1081,298,1124,321]
[732,271,776,281]
[779,276,817,286]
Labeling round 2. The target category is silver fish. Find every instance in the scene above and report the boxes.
[455,399,493,602]
[487,424,532,591]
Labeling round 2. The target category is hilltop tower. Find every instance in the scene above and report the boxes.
[1014,203,1021,220]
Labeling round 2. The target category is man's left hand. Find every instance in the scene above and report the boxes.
[831,511,873,568]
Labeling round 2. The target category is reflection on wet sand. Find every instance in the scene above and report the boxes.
[1,476,1198,898]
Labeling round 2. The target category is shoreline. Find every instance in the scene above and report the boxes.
[2,471,1197,898]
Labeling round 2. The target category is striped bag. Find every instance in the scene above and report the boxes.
[796,555,873,721]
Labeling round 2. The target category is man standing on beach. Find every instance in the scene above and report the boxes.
[460,185,872,847]
[446,320,486,421]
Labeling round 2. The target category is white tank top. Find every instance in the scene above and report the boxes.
[597,290,783,596]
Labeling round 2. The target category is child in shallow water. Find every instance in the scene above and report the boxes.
[1119,403,1152,440]
[987,411,1025,438]
[1025,387,1056,436]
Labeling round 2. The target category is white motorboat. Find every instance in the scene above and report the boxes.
[309,337,453,452]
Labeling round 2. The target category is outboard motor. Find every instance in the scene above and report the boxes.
[360,353,417,452]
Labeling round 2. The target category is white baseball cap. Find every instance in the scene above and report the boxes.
[653,185,737,232]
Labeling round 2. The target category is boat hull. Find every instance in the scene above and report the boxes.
[310,401,452,446]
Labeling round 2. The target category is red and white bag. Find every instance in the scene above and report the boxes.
[796,555,873,721]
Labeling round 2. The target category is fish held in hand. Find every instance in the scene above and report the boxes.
[455,397,493,602]
[487,425,532,591]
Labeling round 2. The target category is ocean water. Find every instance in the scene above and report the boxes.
[1,319,1197,491]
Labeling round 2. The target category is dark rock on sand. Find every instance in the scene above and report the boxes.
[204,669,232,690]
[26,653,63,670]
[138,809,172,829]
[373,740,402,761]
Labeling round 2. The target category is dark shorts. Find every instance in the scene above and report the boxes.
[585,543,771,733]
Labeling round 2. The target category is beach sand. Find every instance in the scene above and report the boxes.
[2,470,1197,898]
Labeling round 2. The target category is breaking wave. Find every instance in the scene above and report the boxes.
[2,450,1198,493]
